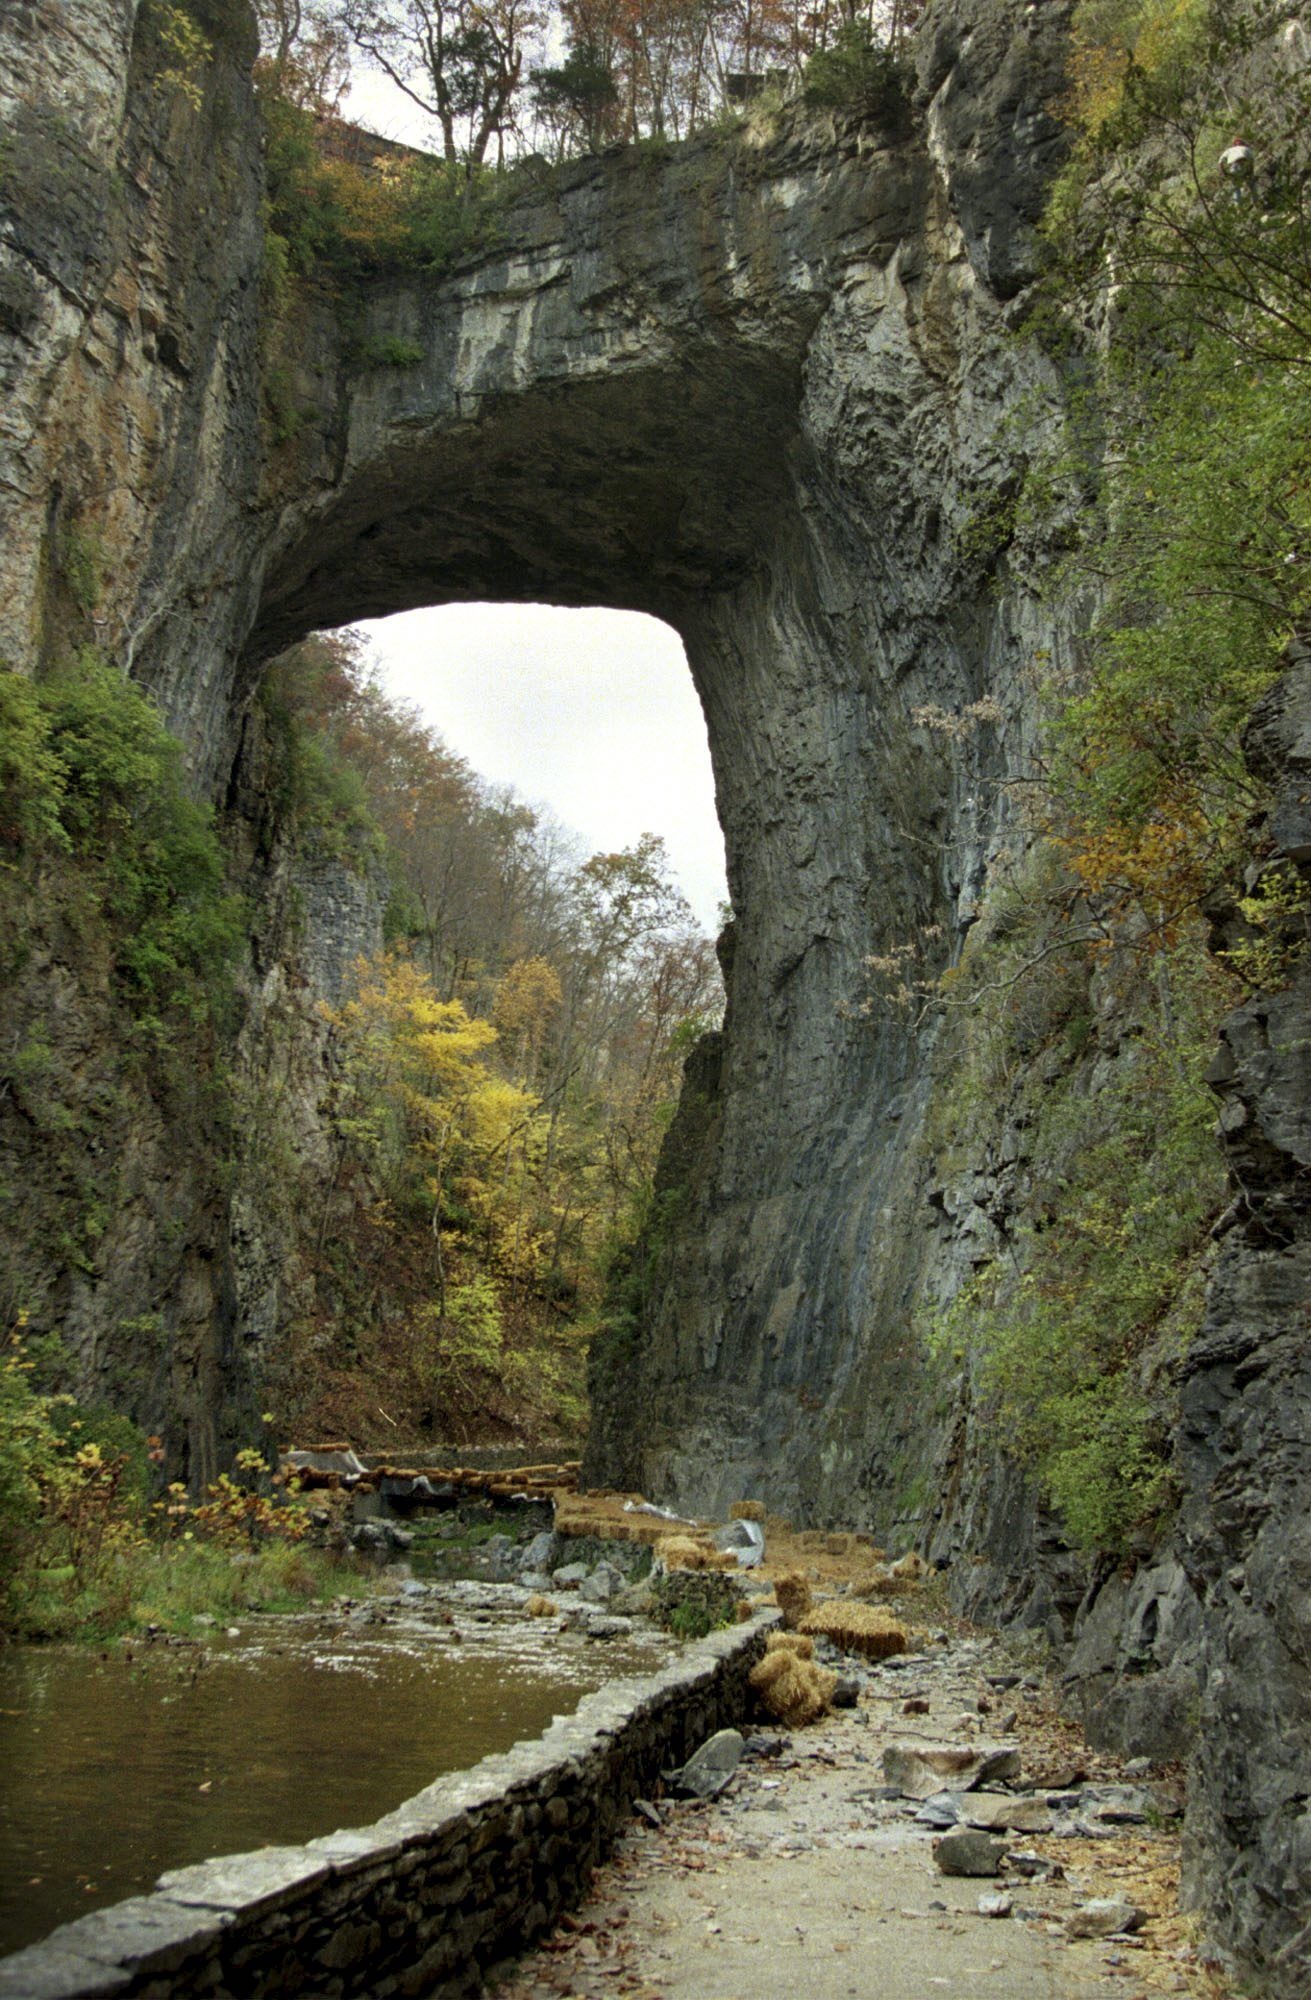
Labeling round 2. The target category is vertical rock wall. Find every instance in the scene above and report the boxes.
[1,0,1309,1983]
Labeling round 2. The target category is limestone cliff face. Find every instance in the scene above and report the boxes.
[2,0,1309,1985]
[1174,655,1311,1987]
[1,0,1075,1482]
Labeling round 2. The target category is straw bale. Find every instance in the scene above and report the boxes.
[798,1601,908,1661]
[773,1569,813,1629]
[750,1649,792,1692]
[765,1630,814,1660]
[730,1499,767,1522]
[554,1491,699,1547]
[655,1534,736,1572]
[749,1649,837,1727]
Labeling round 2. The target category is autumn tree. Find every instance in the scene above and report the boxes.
[254,0,351,105]
[260,633,723,1444]
[341,0,543,167]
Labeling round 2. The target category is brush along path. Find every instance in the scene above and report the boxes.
[486,1628,1223,2000]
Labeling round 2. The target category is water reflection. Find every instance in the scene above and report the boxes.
[0,1585,671,1955]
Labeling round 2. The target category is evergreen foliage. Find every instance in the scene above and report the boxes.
[926,888,1228,1550]
[801,21,909,123]
[0,656,244,1038]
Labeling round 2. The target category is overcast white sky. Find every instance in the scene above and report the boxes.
[356,605,729,932]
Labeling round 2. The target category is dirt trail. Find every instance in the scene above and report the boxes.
[486,1630,1224,2000]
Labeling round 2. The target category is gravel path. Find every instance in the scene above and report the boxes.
[486,1631,1215,2000]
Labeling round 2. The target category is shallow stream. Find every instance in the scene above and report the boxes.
[0,1582,672,1956]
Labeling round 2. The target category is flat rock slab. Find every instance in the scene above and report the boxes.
[0,1950,132,2000]
[672,1727,746,1798]
[965,1793,1054,1834]
[156,1845,331,1913]
[1066,1898,1147,1939]
[933,1829,1010,1877]
[882,1740,1021,1798]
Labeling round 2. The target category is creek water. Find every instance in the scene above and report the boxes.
[0,1584,673,1956]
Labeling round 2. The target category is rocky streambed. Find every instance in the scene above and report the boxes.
[0,1576,676,1957]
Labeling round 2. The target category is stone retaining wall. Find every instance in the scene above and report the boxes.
[0,1613,775,2000]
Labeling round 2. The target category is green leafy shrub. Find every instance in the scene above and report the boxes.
[649,1566,740,1639]
[140,1,214,111]
[1034,2,1311,923]
[0,672,69,850]
[260,93,505,296]
[0,656,244,1035]
[927,913,1228,1551]
[0,1330,158,1635]
[351,334,426,369]
[802,25,910,126]
[258,643,384,862]
[0,1335,60,1623]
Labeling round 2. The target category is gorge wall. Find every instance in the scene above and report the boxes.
[1,0,1309,1988]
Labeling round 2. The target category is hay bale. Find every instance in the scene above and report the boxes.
[555,1491,700,1548]
[655,1534,714,1571]
[525,1594,557,1617]
[765,1630,814,1660]
[798,1602,908,1661]
[773,1569,813,1630]
[652,1533,739,1574]
[749,1648,837,1727]
[730,1499,767,1522]
[853,1560,926,1598]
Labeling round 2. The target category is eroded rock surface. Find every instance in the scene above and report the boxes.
[2,2,1309,1986]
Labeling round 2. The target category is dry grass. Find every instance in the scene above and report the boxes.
[554,1491,700,1547]
[524,1593,557,1616]
[749,1645,837,1727]
[798,1601,908,1660]
[654,1534,737,1572]
[772,1569,813,1629]
[764,1629,814,1660]
[730,1499,766,1522]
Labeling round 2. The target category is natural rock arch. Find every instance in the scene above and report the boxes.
[0,0,1071,1516]
[236,4,1073,1519]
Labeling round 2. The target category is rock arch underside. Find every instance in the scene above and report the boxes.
[2,0,1310,1987]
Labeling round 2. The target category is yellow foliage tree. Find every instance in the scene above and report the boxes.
[329,949,545,1301]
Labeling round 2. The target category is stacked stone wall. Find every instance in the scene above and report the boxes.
[0,1615,773,2000]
